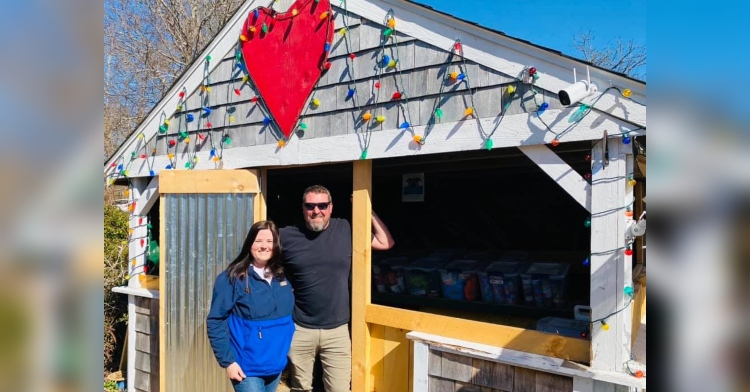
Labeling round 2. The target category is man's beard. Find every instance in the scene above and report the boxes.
[305,217,328,232]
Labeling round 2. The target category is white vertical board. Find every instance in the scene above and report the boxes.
[127,296,136,392]
[127,178,149,289]
[412,341,429,392]
[590,139,628,370]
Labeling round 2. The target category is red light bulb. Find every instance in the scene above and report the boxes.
[529,67,537,75]
[392,91,402,100]
[234,88,241,96]
[206,122,212,128]
[169,140,176,147]
[634,370,644,378]
[179,91,185,98]
[324,62,332,70]
[110,163,116,167]
[140,154,147,159]
[454,42,462,51]
[251,96,259,103]
[585,154,591,161]
[374,82,380,89]
[139,218,143,225]
[140,238,145,247]
[349,53,356,60]
[198,134,205,140]
[584,173,592,180]
[624,248,633,256]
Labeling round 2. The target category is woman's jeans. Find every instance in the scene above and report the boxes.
[231,373,282,392]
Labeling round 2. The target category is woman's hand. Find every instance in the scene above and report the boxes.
[226,362,246,381]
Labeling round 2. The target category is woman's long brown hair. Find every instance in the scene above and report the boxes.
[225,220,284,282]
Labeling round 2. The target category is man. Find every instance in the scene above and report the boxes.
[280,185,394,392]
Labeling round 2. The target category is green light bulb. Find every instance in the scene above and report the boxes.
[383,28,393,37]
[262,23,268,33]
[435,108,443,118]
[360,150,368,160]
[485,139,493,150]
[300,123,308,130]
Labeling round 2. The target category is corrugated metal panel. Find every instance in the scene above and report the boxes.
[163,193,255,392]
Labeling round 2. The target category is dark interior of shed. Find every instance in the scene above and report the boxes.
[266,142,596,329]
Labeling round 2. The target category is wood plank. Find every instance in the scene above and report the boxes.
[134,369,151,392]
[158,169,259,193]
[429,376,455,392]
[133,176,159,216]
[630,276,646,350]
[367,305,589,363]
[572,376,594,392]
[471,357,493,389]
[135,313,152,334]
[383,327,410,392]
[413,341,429,392]
[255,168,267,221]
[535,372,573,392]
[406,332,645,390]
[513,367,536,392]
[126,108,641,177]
[489,361,514,391]
[428,348,443,378]
[351,159,373,392]
[518,145,591,211]
[370,324,385,392]
[589,139,628,370]
[440,351,473,383]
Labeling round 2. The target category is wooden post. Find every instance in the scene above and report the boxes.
[590,139,630,371]
[352,160,373,392]
[128,178,149,289]
[255,168,268,221]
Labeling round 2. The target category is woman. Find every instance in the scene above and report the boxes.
[207,220,295,392]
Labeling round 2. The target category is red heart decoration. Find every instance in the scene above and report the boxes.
[240,0,334,139]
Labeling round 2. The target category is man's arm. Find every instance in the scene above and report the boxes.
[371,211,395,250]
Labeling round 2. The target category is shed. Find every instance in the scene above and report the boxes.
[108,0,647,391]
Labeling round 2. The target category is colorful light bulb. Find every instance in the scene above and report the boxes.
[624,248,633,256]
[624,286,634,296]
[323,62,332,70]
[292,8,298,15]
[249,26,256,33]
[229,115,235,122]
[464,107,474,116]
[347,88,355,99]
[435,108,443,119]
[187,113,194,122]
[376,115,385,122]
[582,258,590,266]
[374,82,380,89]
[485,139,493,150]
[340,28,347,35]
[277,139,286,148]
[584,218,591,227]
[601,321,609,331]
[299,123,308,130]
[202,107,211,114]
[622,135,631,144]
[383,28,393,37]
[251,96,259,103]
[262,23,268,33]
[454,42,462,51]
[362,112,372,121]
[413,135,422,144]
[381,55,390,67]
[529,67,537,76]
[622,89,632,98]
[388,59,396,67]
[387,18,396,28]
[168,140,176,147]
[537,102,549,115]
[234,88,241,96]
[240,34,248,42]
[551,138,560,147]
[178,91,185,98]
[449,71,458,80]
[312,98,320,107]
[263,117,271,125]
[320,11,329,20]
[507,85,516,95]
[349,53,356,60]
[400,122,410,129]
[392,91,402,100]
[457,73,466,81]
[324,42,330,52]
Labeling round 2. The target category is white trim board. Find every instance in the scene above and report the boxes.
[112,286,160,299]
[406,331,646,390]
[121,108,643,177]
[344,0,646,126]
[518,144,591,211]
[104,0,646,180]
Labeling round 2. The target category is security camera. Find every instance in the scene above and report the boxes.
[558,67,598,106]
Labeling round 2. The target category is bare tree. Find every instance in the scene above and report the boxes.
[104,0,244,159]
[573,30,646,79]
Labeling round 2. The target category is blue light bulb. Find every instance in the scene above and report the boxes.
[116,164,123,170]
[622,135,631,144]
[346,88,355,98]
[187,113,194,122]
[400,122,410,129]
[537,102,549,115]
[324,42,331,52]
[210,149,216,157]
[381,55,390,66]
[202,107,212,115]
[166,164,172,169]
[263,117,271,125]
[149,170,155,176]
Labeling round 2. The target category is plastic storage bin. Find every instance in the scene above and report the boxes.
[372,257,410,294]
[438,259,485,301]
[520,262,570,308]
[403,257,449,297]
[479,261,523,305]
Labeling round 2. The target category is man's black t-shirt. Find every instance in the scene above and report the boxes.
[280,218,352,329]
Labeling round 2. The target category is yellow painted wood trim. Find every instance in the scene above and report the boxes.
[366,304,590,363]
[255,168,268,221]
[352,160,373,392]
[383,327,410,392]
[159,195,165,392]
[158,169,259,193]
[370,325,384,392]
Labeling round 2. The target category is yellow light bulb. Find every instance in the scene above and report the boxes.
[628,179,637,186]
[124,190,130,197]
[229,115,235,122]
[602,322,610,331]
[413,135,422,143]
[278,139,286,147]
[164,119,170,126]
[206,86,212,92]
[138,133,145,139]
[242,75,249,82]
[168,153,175,159]
[193,156,198,163]
[213,156,220,162]
[132,259,136,267]
[464,107,474,116]
[249,26,256,33]
[320,11,329,20]
[363,112,372,121]
[184,138,190,144]
[312,98,320,107]
[388,59,396,67]
[507,85,516,94]
[376,115,385,122]
[622,89,632,98]
[177,104,182,110]
[387,18,396,29]
[240,34,248,42]
[450,71,458,80]
[128,228,134,235]
[292,8,298,16]
[339,28,347,35]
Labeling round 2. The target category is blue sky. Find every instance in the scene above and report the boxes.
[413,0,646,77]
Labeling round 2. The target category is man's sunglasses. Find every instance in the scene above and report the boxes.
[303,202,331,211]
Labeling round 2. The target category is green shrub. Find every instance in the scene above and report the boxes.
[104,205,129,373]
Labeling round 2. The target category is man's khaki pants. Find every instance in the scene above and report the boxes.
[288,323,351,392]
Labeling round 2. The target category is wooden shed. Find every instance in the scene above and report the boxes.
[108,0,647,391]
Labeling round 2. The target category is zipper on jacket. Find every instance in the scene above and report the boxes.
[258,326,262,339]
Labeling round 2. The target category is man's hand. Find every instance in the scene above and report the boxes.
[226,362,246,382]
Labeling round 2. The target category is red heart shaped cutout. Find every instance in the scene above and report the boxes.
[240,0,334,139]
